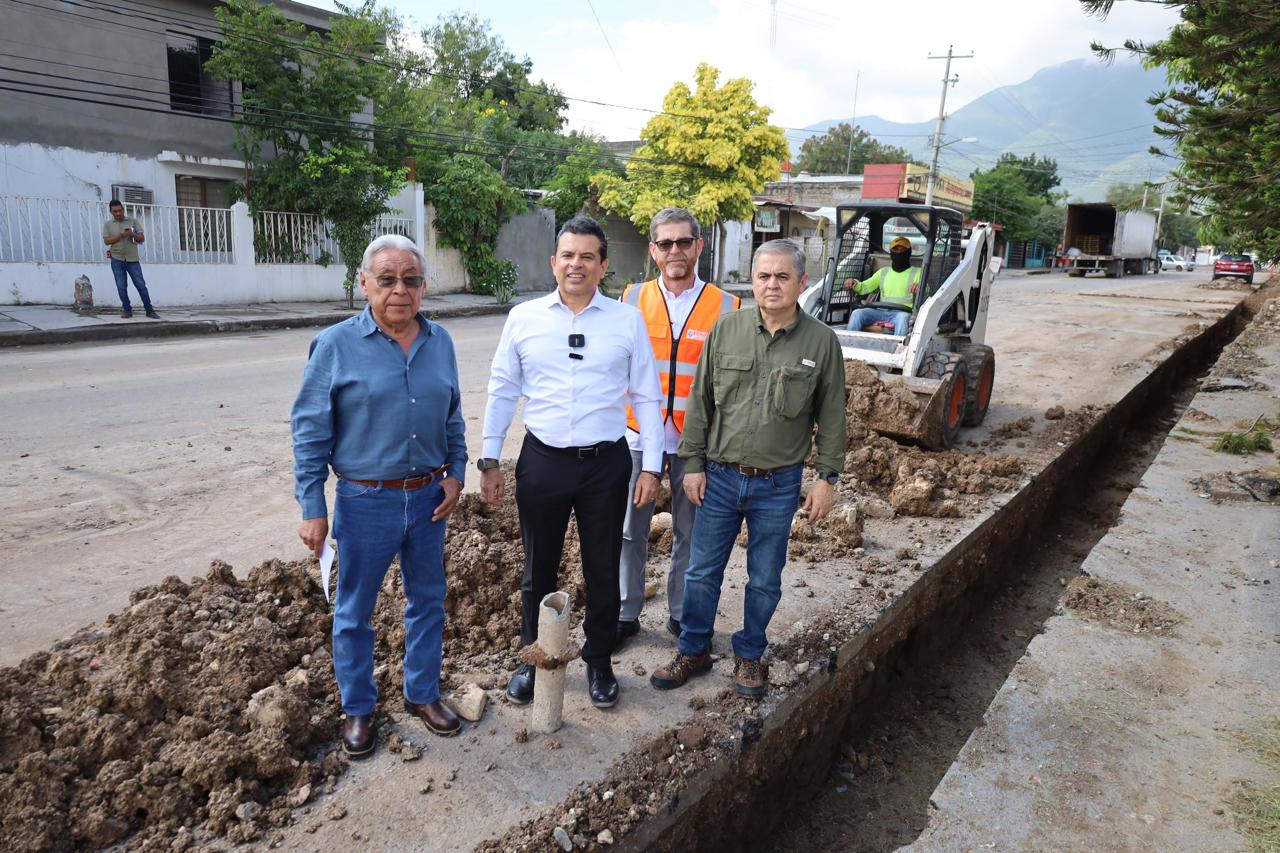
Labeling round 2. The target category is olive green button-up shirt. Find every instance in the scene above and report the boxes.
[678,307,847,476]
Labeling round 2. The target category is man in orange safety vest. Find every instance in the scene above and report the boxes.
[615,208,740,648]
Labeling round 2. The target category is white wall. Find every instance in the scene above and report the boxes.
[0,143,245,206]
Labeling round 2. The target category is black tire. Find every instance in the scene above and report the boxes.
[957,343,995,426]
[919,351,968,449]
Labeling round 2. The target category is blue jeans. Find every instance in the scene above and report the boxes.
[110,259,153,312]
[847,306,908,335]
[678,460,803,661]
[332,479,447,715]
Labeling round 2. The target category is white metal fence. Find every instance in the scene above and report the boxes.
[0,196,233,264]
[0,196,416,268]
[252,210,414,265]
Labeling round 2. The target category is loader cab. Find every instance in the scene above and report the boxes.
[813,203,965,333]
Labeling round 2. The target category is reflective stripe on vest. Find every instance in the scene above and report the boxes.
[624,279,739,434]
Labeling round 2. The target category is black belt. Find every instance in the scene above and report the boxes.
[527,432,623,459]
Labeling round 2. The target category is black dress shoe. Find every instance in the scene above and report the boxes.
[342,714,375,758]
[614,618,640,650]
[666,617,681,638]
[506,662,535,705]
[587,663,619,709]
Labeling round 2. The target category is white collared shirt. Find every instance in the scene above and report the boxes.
[626,275,706,456]
[483,288,664,471]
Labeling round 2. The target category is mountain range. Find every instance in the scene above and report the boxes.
[790,58,1174,201]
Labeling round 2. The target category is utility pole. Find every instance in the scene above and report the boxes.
[844,69,862,175]
[770,0,778,48]
[925,45,973,205]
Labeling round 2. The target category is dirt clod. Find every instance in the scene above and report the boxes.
[1063,576,1183,634]
[1044,405,1066,420]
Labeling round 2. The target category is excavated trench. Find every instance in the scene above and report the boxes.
[624,285,1273,852]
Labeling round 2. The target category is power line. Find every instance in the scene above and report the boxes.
[583,0,622,71]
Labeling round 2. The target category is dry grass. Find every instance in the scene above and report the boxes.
[1233,719,1280,852]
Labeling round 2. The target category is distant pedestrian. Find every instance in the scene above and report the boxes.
[615,208,739,649]
[291,234,467,757]
[102,200,158,319]
[479,215,664,711]
[651,239,847,699]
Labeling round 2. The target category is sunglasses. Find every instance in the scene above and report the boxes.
[652,238,697,252]
[372,275,425,289]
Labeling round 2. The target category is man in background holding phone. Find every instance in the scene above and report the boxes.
[102,199,158,319]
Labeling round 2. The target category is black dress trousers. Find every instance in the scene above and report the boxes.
[514,432,631,667]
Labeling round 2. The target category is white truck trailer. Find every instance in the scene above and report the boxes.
[1063,203,1159,278]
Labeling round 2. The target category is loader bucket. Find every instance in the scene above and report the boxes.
[864,375,953,450]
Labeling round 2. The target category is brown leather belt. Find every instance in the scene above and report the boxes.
[342,466,448,490]
[722,461,782,477]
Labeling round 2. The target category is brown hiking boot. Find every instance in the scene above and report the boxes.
[734,656,767,698]
[650,650,713,690]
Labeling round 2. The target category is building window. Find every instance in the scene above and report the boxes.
[175,176,234,253]
[166,34,231,116]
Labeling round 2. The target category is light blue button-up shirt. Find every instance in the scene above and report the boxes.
[291,307,467,520]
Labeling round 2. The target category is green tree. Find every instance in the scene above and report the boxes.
[793,123,916,175]
[995,153,1061,201]
[1082,0,1280,263]
[594,63,789,280]
[542,138,622,227]
[971,164,1042,243]
[207,0,404,306]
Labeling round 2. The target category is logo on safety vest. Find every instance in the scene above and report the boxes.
[685,329,709,342]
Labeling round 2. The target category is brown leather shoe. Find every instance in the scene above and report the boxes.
[650,650,713,690]
[342,714,376,758]
[734,656,767,698]
[404,698,461,737]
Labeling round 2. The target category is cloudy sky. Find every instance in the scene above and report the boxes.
[309,0,1177,140]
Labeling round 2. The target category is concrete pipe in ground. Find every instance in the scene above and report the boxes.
[532,591,571,734]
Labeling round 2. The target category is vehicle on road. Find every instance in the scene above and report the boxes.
[1161,254,1195,272]
[800,202,997,450]
[1062,203,1159,278]
[1213,253,1255,284]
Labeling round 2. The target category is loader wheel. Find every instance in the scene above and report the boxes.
[958,343,995,426]
[919,352,969,449]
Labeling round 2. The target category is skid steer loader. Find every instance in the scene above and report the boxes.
[798,202,997,449]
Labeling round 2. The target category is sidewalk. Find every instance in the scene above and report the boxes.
[0,292,534,347]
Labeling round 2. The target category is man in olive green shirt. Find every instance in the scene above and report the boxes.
[651,239,847,698]
[102,199,157,319]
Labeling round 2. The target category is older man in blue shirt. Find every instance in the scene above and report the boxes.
[292,234,467,757]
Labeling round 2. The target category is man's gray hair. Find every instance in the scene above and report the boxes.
[752,239,807,277]
[360,234,426,275]
[649,207,701,241]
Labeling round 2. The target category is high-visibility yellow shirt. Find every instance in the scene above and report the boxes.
[854,266,921,308]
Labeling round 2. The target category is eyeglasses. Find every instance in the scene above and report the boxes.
[372,275,425,289]
[652,238,697,253]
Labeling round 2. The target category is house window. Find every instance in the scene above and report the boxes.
[175,175,234,252]
[167,34,231,116]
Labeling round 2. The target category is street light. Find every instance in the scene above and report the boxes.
[924,137,978,205]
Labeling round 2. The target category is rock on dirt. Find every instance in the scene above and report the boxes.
[448,683,489,723]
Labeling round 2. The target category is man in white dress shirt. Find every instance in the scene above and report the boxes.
[479,216,664,710]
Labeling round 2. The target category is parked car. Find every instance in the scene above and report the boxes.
[1213,253,1255,284]
[1161,254,1195,272]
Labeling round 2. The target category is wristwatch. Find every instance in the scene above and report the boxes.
[476,458,500,472]
[819,471,839,485]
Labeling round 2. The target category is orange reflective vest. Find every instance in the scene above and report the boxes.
[623,279,740,434]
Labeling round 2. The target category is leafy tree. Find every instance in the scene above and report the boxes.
[793,123,916,175]
[995,153,1061,202]
[1031,203,1067,248]
[543,139,622,228]
[971,164,1043,243]
[594,64,789,281]
[1082,0,1280,263]
[207,0,404,306]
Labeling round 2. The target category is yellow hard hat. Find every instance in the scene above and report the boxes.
[890,237,912,252]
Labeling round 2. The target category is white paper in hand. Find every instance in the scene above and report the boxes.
[319,542,336,604]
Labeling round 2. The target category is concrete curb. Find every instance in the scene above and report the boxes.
[0,301,517,348]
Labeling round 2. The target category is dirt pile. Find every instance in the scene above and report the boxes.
[839,361,1024,517]
[0,559,344,851]
[1063,575,1183,634]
